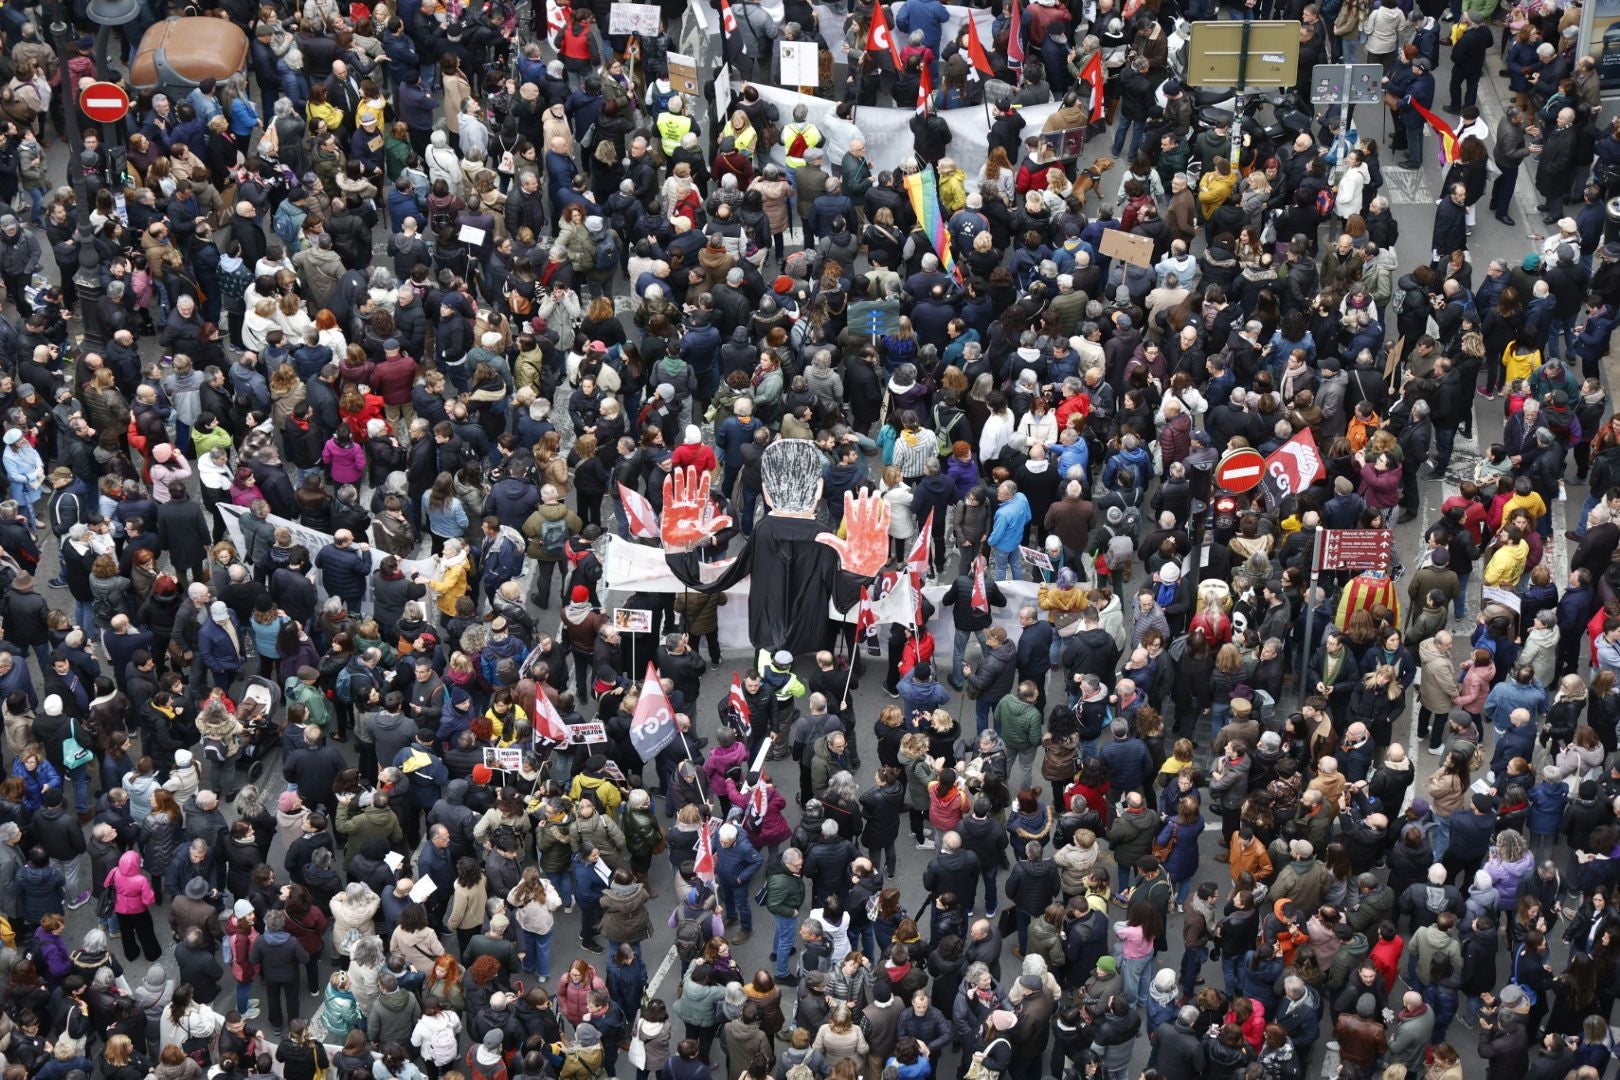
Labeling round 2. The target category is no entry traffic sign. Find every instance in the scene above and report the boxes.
[79,82,130,125]
[1214,448,1265,492]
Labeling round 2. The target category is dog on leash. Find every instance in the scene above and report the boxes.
[1073,156,1116,210]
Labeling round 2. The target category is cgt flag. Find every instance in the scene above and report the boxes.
[726,673,752,738]
[694,818,718,881]
[866,2,902,69]
[905,510,933,580]
[629,662,677,761]
[617,482,660,539]
[1080,51,1105,122]
[971,557,989,613]
[532,687,569,744]
[1259,428,1327,509]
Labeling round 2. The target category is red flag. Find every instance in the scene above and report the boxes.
[971,558,989,613]
[1080,51,1105,122]
[532,687,569,744]
[912,577,925,629]
[617,482,660,539]
[694,820,717,881]
[727,673,752,738]
[720,0,736,35]
[917,63,933,115]
[963,15,993,80]
[905,510,933,580]
[1006,0,1025,69]
[866,2,902,69]
[855,586,878,640]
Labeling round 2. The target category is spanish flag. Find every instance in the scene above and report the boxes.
[1409,100,1460,166]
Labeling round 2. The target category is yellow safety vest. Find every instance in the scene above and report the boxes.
[782,122,822,168]
[656,112,693,157]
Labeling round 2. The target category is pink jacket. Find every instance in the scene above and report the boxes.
[1454,660,1496,714]
[322,438,367,485]
[1357,463,1402,510]
[104,850,156,915]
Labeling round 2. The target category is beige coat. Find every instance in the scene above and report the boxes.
[442,72,473,135]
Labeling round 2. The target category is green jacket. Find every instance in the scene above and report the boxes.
[762,870,805,918]
[622,807,663,858]
[995,695,1044,753]
[335,802,404,861]
[285,679,333,730]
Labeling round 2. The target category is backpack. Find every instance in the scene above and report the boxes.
[335,663,356,705]
[933,402,964,457]
[1314,187,1336,217]
[425,1022,458,1063]
[786,126,809,160]
[593,235,617,273]
[674,916,707,967]
[539,516,569,558]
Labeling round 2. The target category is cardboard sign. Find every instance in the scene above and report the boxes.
[569,721,609,745]
[1019,546,1053,571]
[608,1,661,34]
[614,607,654,633]
[1099,228,1154,268]
[666,51,699,96]
[780,39,820,87]
[458,224,487,246]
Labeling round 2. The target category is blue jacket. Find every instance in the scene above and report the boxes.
[415,836,455,891]
[680,323,723,372]
[314,544,372,602]
[987,493,1032,553]
[1447,807,1496,862]
[895,0,949,54]
[1526,780,1568,836]
[571,854,608,905]
[898,671,951,719]
[1153,817,1204,881]
[1490,721,1538,778]
[382,30,419,69]
[198,617,245,676]
[481,528,525,587]
[1098,737,1154,796]
[277,62,309,112]
[388,189,424,234]
[716,415,763,469]
[1576,307,1616,367]
[1485,678,1549,730]
[397,79,436,131]
[1102,446,1152,491]
[714,833,765,888]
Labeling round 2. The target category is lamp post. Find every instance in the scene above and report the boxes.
[52,0,140,355]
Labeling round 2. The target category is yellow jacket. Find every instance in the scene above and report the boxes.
[306,99,346,134]
[937,167,967,215]
[1198,169,1238,219]
[1504,343,1539,387]
[429,556,470,617]
[569,772,622,817]
[1483,540,1528,587]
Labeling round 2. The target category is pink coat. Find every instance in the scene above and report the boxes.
[1357,463,1402,510]
[1454,660,1496,714]
[322,438,367,485]
[104,850,156,915]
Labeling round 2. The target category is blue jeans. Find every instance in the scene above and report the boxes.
[990,546,1023,582]
[773,914,797,977]
[979,867,1000,915]
[953,628,988,685]
[857,924,877,960]
[1341,34,1363,63]
[1119,954,1152,1005]
[1222,954,1245,994]
[9,483,34,526]
[1432,813,1452,861]
[1173,875,1197,906]
[739,486,760,538]
[1548,316,1578,361]
[66,765,88,815]
[1404,123,1424,166]
[1579,492,1601,536]
[1179,945,1208,997]
[24,188,43,224]
[1112,117,1147,158]
[1454,571,1472,618]
[547,871,574,908]
[519,927,552,979]
[719,880,752,931]
[74,600,95,635]
[236,979,254,1013]
[974,695,994,733]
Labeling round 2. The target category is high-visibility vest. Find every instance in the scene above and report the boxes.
[656,111,692,157]
[782,122,822,168]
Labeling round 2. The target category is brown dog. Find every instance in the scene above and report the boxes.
[1073,156,1116,210]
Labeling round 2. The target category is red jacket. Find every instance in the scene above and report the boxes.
[371,354,419,406]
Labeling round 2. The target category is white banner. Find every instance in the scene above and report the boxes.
[216,504,438,608]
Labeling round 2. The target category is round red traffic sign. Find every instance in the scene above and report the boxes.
[79,82,130,125]
[1214,448,1265,492]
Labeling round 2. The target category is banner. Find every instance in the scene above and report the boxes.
[216,504,436,607]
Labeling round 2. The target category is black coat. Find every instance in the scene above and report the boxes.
[156,497,210,572]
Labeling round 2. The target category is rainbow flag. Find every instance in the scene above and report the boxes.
[1409,100,1460,166]
[903,166,957,279]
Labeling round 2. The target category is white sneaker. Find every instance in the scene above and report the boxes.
[1425,745,1444,756]
[563,903,574,914]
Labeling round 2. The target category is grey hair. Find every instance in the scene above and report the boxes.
[350,934,386,969]
[825,770,859,805]
[234,784,266,818]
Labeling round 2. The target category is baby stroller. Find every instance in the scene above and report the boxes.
[234,677,284,783]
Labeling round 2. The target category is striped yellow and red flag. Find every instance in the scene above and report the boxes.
[1408,100,1460,165]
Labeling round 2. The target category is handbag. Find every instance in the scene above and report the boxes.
[627,1035,647,1070]
[62,718,92,771]
[1510,944,1539,1005]
[1151,828,1177,864]
[96,887,115,920]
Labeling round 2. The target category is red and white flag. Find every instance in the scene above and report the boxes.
[617,482,660,539]
[532,687,569,745]
[866,2,902,69]
[629,662,676,762]
[545,0,567,32]
[971,557,989,613]
[912,577,926,629]
[694,819,717,881]
[964,15,994,82]
[726,673,752,738]
[1080,51,1105,122]
[917,63,933,115]
[720,0,737,36]
[905,510,933,580]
